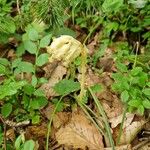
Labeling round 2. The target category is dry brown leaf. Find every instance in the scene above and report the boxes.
[56,113,104,150]
[40,65,67,98]
[104,144,132,150]
[110,113,135,128]
[112,114,146,145]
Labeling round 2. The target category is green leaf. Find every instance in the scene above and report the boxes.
[52,98,64,112]
[34,89,45,97]
[53,79,80,96]
[128,99,141,108]
[18,61,35,73]
[131,67,143,76]
[0,64,6,74]
[30,97,48,110]
[16,43,25,56]
[36,53,49,66]
[146,82,150,87]
[0,58,10,66]
[142,88,150,96]
[24,41,37,54]
[31,75,37,87]
[0,80,27,99]
[1,103,12,118]
[90,84,103,93]
[142,99,150,109]
[40,34,51,48]
[15,135,23,150]
[116,62,127,72]
[23,84,34,96]
[121,90,129,102]
[23,140,35,150]
[28,28,39,41]
[31,115,40,124]
[102,0,123,13]
[137,105,144,115]
[38,77,48,84]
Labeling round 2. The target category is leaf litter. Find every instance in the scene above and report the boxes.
[1,34,149,150]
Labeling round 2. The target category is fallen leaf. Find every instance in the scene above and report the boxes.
[104,144,132,150]
[112,114,146,145]
[40,65,67,98]
[55,113,104,150]
[110,113,135,128]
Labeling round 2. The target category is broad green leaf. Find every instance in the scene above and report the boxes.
[30,97,48,110]
[12,58,22,68]
[0,80,27,99]
[131,67,143,76]
[53,79,80,96]
[15,135,23,150]
[147,82,150,87]
[28,28,39,41]
[0,58,10,66]
[128,99,141,108]
[142,88,150,96]
[137,105,144,115]
[90,84,103,93]
[102,0,123,13]
[31,75,37,87]
[24,40,37,54]
[34,89,45,97]
[116,62,127,72]
[36,53,49,66]
[1,103,12,118]
[23,140,35,150]
[18,61,35,73]
[16,43,25,56]
[0,64,6,74]
[23,84,34,96]
[142,99,150,109]
[38,77,48,84]
[40,34,51,48]
[32,115,40,124]
[121,90,129,102]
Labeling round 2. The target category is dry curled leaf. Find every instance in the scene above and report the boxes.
[104,144,132,150]
[55,113,104,150]
[40,65,67,98]
[111,114,146,145]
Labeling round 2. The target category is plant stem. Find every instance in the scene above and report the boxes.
[116,106,127,145]
[46,96,63,150]
[88,87,115,150]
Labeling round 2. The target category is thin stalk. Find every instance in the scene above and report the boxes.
[46,96,63,150]
[116,106,127,145]
[88,87,115,150]
[78,101,105,136]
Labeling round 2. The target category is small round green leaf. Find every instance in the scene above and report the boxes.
[31,75,37,87]
[142,99,150,109]
[28,28,39,41]
[36,53,49,66]
[121,90,129,102]
[128,99,141,108]
[1,103,12,118]
[137,105,144,115]
[142,88,150,96]
[40,34,51,48]
[23,140,35,150]
[24,41,37,54]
